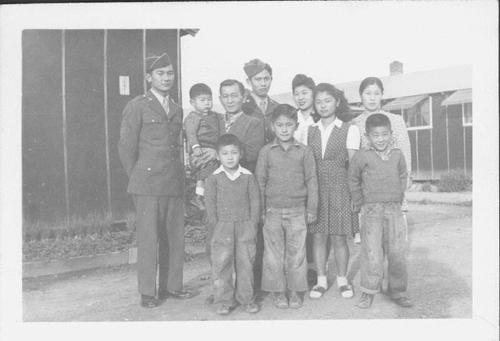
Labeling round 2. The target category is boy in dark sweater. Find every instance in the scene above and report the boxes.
[348,113,413,309]
[255,104,318,309]
[205,134,261,315]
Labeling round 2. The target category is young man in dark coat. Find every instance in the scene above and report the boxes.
[241,58,280,143]
[118,52,194,308]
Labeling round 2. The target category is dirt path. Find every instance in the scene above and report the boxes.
[23,204,471,321]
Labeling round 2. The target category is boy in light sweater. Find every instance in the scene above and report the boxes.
[348,113,413,309]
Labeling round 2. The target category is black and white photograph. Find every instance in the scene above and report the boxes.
[0,1,498,340]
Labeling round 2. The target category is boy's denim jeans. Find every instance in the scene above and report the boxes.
[262,206,308,293]
[360,202,408,298]
[210,220,257,306]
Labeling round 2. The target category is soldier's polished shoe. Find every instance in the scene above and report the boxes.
[140,295,160,308]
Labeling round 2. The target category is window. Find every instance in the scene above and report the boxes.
[386,97,432,130]
[402,97,432,129]
[462,102,472,126]
[383,95,432,130]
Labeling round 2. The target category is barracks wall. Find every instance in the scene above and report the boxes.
[405,92,472,180]
[22,29,181,224]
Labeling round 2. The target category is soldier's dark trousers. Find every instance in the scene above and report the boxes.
[134,195,184,297]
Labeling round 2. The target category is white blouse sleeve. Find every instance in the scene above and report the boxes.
[346,124,361,150]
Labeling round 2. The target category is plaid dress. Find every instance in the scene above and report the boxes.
[308,122,353,235]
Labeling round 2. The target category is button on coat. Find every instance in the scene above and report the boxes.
[118,90,185,196]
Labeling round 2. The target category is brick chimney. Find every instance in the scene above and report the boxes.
[390,60,403,76]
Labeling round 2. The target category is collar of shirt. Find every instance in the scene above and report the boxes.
[297,110,316,125]
[312,117,344,158]
[270,138,301,151]
[150,88,169,105]
[213,164,252,181]
[312,117,343,131]
[250,92,268,111]
[225,110,243,123]
[368,141,397,161]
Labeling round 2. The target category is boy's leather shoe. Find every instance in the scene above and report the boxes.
[216,304,234,315]
[288,291,303,309]
[244,302,260,313]
[140,295,159,308]
[272,292,289,309]
[391,296,414,308]
[166,289,196,299]
[356,293,374,309]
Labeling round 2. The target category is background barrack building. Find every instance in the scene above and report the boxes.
[22,29,472,227]
[274,62,472,181]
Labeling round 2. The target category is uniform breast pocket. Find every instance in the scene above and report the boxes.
[142,111,166,140]
[142,111,164,125]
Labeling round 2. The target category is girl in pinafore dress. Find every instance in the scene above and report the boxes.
[307,83,360,299]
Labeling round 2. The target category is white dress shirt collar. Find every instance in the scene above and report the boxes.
[294,110,316,145]
[250,92,268,112]
[311,117,361,158]
[213,164,252,181]
[312,117,343,130]
[150,88,169,105]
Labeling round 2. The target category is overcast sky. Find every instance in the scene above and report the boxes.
[179,1,488,111]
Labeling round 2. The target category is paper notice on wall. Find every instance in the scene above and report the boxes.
[119,76,130,96]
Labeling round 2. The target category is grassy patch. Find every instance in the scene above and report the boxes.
[23,230,135,262]
[23,222,208,263]
[23,212,116,242]
[22,173,209,263]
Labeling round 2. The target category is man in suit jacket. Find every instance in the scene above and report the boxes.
[241,58,280,143]
[219,79,265,173]
[118,52,194,308]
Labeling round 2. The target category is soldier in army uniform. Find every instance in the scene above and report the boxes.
[241,58,280,143]
[118,52,195,308]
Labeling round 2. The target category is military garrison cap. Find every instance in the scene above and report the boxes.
[244,58,272,78]
[146,52,172,73]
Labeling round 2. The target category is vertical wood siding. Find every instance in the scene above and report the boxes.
[22,29,180,224]
[22,30,65,223]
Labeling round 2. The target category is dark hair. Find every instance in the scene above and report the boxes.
[270,103,298,123]
[365,113,392,132]
[219,79,245,96]
[313,83,351,122]
[216,134,242,152]
[292,74,315,92]
[358,77,384,96]
[189,83,212,99]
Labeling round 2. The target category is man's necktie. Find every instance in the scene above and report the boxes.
[259,99,267,114]
[225,114,232,132]
[162,97,170,116]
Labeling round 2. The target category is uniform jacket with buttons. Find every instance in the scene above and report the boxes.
[241,89,280,143]
[118,90,184,196]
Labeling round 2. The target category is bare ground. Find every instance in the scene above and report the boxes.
[23,203,471,321]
